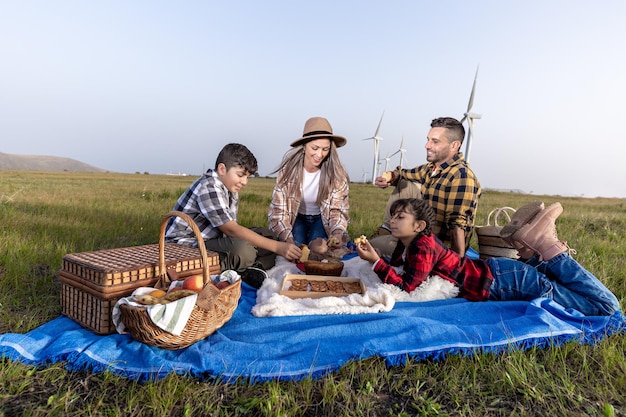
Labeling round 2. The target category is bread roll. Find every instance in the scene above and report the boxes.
[381,171,393,182]
[299,244,310,262]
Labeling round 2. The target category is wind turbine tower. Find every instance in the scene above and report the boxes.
[389,135,407,169]
[361,168,369,183]
[460,67,481,164]
[362,111,385,182]
[380,152,391,172]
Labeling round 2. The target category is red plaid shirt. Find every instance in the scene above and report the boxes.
[373,233,493,301]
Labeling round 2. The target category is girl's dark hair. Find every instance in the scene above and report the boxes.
[389,198,435,236]
[215,143,258,175]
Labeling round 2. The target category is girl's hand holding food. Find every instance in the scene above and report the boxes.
[354,236,380,264]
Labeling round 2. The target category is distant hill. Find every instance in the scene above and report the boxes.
[0,152,106,172]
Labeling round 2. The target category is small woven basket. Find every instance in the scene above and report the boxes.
[476,207,520,260]
[303,260,344,276]
[119,211,241,350]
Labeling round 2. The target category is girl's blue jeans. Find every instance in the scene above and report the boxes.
[487,253,620,316]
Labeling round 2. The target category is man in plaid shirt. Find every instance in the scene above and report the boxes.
[371,117,481,258]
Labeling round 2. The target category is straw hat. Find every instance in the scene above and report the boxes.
[290,117,347,148]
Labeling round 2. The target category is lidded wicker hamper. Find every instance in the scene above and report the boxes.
[119,211,241,350]
[59,216,220,335]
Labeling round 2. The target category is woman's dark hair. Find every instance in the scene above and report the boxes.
[389,198,435,236]
[215,143,258,175]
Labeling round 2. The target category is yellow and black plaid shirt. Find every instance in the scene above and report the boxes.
[395,153,481,249]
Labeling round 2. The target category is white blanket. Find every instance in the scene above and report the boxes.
[251,257,459,317]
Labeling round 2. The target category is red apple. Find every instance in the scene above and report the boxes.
[182,274,204,292]
[216,281,230,290]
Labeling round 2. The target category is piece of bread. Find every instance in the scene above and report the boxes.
[354,235,367,246]
[381,171,393,182]
[327,235,341,247]
[299,244,310,262]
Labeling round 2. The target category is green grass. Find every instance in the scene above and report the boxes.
[0,171,625,416]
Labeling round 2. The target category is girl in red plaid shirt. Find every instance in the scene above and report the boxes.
[356,198,619,316]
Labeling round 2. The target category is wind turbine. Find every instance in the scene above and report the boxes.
[389,134,407,169]
[379,152,391,172]
[362,111,385,182]
[361,168,369,183]
[460,66,481,164]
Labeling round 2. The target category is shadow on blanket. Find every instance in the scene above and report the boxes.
[1,280,624,383]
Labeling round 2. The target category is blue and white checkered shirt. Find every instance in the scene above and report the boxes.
[165,169,238,246]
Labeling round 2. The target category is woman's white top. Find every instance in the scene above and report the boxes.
[299,168,321,215]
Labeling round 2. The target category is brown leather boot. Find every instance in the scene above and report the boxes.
[510,203,568,261]
[500,201,544,245]
[511,240,535,260]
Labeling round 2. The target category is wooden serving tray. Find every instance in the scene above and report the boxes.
[280,274,366,299]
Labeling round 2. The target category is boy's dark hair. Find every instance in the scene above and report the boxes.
[215,143,258,175]
[431,117,465,145]
[389,198,435,236]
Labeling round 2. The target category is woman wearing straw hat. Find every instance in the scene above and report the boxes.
[268,117,350,255]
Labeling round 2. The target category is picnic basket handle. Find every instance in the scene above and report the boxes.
[158,211,211,287]
[486,206,517,227]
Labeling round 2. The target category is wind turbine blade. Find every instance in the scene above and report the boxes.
[460,115,467,123]
[389,134,404,158]
[374,110,385,137]
[466,65,479,112]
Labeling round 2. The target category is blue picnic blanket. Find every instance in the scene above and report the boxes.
[1,281,624,383]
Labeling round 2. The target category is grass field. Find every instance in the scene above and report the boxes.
[0,171,625,416]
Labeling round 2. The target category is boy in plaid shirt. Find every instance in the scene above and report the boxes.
[165,143,302,288]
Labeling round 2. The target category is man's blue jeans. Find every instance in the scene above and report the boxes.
[486,253,620,316]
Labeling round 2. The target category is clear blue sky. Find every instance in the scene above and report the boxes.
[2,1,625,198]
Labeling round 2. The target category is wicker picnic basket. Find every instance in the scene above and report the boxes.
[60,237,217,335]
[303,259,344,276]
[119,211,241,350]
[476,207,520,260]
